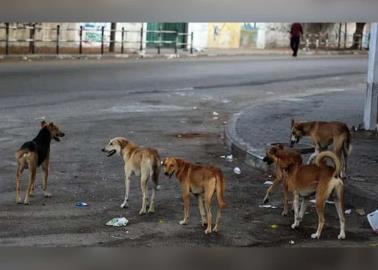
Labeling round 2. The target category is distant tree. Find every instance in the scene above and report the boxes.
[350,22,366,49]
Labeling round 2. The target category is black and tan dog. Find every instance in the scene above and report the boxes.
[270,149,346,240]
[262,144,302,216]
[102,137,160,215]
[162,157,226,234]
[15,121,65,205]
[290,119,351,177]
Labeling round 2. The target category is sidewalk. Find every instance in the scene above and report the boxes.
[225,89,378,211]
[0,48,368,62]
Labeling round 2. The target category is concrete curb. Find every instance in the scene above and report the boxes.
[0,50,368,62]
[225,109,378,210]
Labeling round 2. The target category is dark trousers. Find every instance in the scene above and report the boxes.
[290,36,300,56]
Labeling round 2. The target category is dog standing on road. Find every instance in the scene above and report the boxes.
[102,137,160,215]
[162,157,226,234]
[270,149,346,240]
[290,119,351,177]
[15,121,65,205]
[262,144,303,216]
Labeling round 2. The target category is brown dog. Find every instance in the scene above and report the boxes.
[290,119,351,177]
[273,150,345,240]
[262,144,302,216]
[162,157,226,234]
[15,121,65,204]
[102,137,160,215]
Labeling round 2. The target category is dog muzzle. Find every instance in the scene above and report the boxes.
[290,134,299,147]
[262,156,273,165]
[102,148,116,157]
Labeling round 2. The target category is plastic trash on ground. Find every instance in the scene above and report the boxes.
[367,210,378,232]
[75,202,89,207]
[233,167,241,174]
[356,208,366,216]
[106,217,129,227]
[289,240,295,245]
[344,209,352,215]
[259,204,277,209]
[264,181,274,185]
[212,111,219,116]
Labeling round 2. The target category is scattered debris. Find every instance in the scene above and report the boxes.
[159,219,164,224]
[344,209,352,215]
[268,175,272,178]
[212,116,219,120]
[106,217,129,227]
[259,204,277,209]
[289,240,295,245]
[177,134,182,138]
[233,167,241,175]
[310,199,335,205]
[271,224,278,229]
[220,154,233,162]
[212,111,219,116]
[75,202,89,207]
[367,210,378,232]
[192,106,198,110]
[356,208,366,216]
[264,181,274,185]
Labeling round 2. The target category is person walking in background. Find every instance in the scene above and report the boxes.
[290,23,303,57]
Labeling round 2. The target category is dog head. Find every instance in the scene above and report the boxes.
[102,137,129,157]
[290,119,304,147]
[41,121,65,142]
[263,144,284,165]
[161,157,178,178]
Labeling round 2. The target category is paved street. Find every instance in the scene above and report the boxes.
[0,55,376,247]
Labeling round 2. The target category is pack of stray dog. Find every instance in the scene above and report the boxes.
[263,119,352,240]
[14,118,351,239]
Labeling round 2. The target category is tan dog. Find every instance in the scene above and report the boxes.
[162,157,226,234]
[262,144,303,216]
[102,137,160,215]
[290,119,351,177]
[15,121,65,204]
[273,150,345,240]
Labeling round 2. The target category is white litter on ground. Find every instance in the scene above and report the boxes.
[106,217,129,227]
[233,167,241,175]
[264,181,274,185]
[310,199,335,205]
[367,210,378,232]
[345,209,352,215]
[212,111,219,116]
[259,205,278,209]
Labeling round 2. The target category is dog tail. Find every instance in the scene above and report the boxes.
[343,131,352,156]
[315,151,341,178]
[215,170,227,209]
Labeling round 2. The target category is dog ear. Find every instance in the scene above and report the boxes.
[40,120,47,127]
[277,144,284,150]
[117,138,128,149]
[48,122,54,127]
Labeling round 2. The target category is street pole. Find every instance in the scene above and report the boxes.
[363,23,378,130]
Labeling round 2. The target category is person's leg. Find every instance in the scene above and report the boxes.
[290,37,295,55]
[293,37,300,56]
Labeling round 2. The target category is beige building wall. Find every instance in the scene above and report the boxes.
[207,23,241,49]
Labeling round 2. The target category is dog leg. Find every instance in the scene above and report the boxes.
[16,163,24,204]
[148,178,156,214]
[334,183,346,240]
[213,206,222,233]
[291,193,300,229]
[24,164,36,205]
[298,198,307,223]
[139,175,148,215]
[42,160,51,198]
[263,175,280,204]
[311,197,326,239]
[282,183,289,216]
[120,169,131,208]
[197,195,207,226]
[204,187,215,234]
[179,192,190,225]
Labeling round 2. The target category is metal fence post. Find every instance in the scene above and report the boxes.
[190,32,193,54]
[157,27,161,54]
[5,22,9,55]
[140,25,144,51]
[56,24,60,54]
[121,27,125,54]
[30,24,36,54]
[174,30,178,54]
[79,26,83,54]
[101,26,105,54]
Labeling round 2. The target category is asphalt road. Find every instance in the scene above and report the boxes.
[0,55,375,247]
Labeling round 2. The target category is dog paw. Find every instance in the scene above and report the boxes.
[311,233,320,239]
[291,223,298,230]
[281,210,288,216]
[204,228,212,234]
[337,232,346,240]
[23,201,30,205]
[139,209,147,215]
[147,208,155,214]
[43,192,52,198]
[120,202,128,208]
[263,197,269,204]
[179,220,188,225]
[213,226,219,233]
